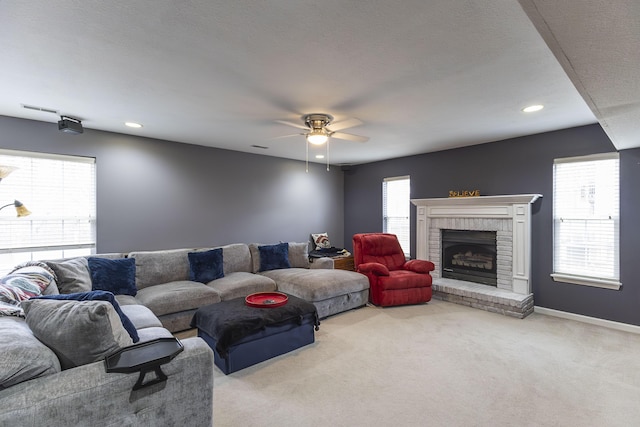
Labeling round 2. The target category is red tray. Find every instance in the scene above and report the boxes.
[245,292,288,308]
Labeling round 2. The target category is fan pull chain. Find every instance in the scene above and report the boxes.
[326,139,330,171]
[305,140,309,173]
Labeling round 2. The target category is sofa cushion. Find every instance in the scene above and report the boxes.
[258,242,290,272]
[206,272,277,301]
[220,243,253,274]
[248,243,267,273]
[156,310,200,333]
[114,294,139,306]
[355,233,407,271]
[0,266,55,317]
[136,326,174,343]
[42,279,60,295]
[0,316,61,389]
[88,257,137,296]
[188,248,224,283]
[378,270,432,290]
[129,249,193,290]
[120,304,163,330]
[135,281,221,317]
[260,268,370,302]
[287,242,310,269]
[45,257,92,294]
[33,291,139,343]
[21,299,133,370]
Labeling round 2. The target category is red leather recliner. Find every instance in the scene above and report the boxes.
[353,233,435,307]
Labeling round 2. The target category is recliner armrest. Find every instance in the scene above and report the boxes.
[403,259,435,274]
[357,262,390,276]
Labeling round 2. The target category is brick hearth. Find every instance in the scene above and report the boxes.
[433,278,534,318]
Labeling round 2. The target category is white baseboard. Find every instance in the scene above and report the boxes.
[534,306,640,335]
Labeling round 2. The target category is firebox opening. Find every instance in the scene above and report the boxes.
[441,229,497,286]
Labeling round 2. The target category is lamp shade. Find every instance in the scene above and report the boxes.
[0,165,17,180]
[0,200,31,217]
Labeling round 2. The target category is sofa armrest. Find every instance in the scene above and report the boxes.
[309,257,334,269]
[0,337,214,427]
[357,262,390,276]
[403,259,435,274]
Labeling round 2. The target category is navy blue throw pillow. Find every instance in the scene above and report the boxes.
[188,248,224,283]
[88,257,137,297]
[34,290,139,343]
[258,242,290,272]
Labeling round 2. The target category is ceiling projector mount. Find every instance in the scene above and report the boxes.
[58,116,84,134]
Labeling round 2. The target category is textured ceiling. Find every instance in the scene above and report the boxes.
[519,0,640,151]
[0,1,633,165]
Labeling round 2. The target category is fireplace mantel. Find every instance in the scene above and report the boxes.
[411,194,541,295]
[412,194,541,212]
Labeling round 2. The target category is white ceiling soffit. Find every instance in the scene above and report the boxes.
[519,0,640,151]
[0,1,602,165]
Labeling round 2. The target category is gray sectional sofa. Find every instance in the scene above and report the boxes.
[0,273,214,426]
[128,242,369,332]
[0,240,368,426]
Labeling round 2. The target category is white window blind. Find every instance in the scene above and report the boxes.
[552,153,620,289]
[383,176,410,256]
[0,149,96,273]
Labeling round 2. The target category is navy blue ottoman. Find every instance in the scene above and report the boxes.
[190,294,319,374]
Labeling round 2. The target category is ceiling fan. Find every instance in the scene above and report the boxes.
[276,113,369,145]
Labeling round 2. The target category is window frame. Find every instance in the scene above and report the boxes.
[382,175,411,257]
[551,152,621,290]
[0,149,96,273]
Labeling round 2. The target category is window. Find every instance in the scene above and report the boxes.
[552,153,620,289]
[0,149,96,274]
[383,175,410,256]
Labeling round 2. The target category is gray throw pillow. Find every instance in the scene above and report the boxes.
[21,299,133,370]
[128,249,192,290]
[287,242,310,269]
[0,317,61,388]
[46,257,92,294]
[248,243,265,274]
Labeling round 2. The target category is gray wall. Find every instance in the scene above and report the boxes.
[0,115,344,253]
[5,114,638,326]
[344,124,640,326]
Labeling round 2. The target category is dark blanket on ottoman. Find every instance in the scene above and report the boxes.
[190,294,319,357]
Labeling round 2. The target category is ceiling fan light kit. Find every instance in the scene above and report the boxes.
[304,114,332,145]
[307,129,329,145]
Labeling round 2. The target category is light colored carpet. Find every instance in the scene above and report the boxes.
[211,300,640,427]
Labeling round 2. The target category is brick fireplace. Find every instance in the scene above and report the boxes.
[411,194,541,318]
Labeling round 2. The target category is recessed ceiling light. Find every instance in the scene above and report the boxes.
[315,155,325,159]
[125,122,143,128]
[522,104,544,113]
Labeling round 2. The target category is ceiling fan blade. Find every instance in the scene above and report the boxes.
[269,133,304,140]
[331,132,369,143]
[326,118,363,132]
[275,120,310,131]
